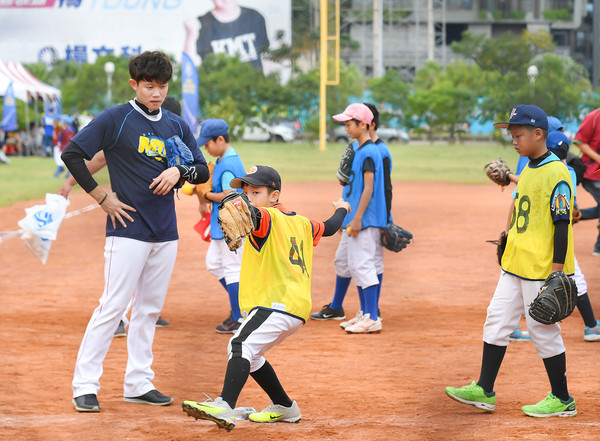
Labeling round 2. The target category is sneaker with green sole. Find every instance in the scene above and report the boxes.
[248,401,301,423]
[445,381,496,412]
[521,392,576,417]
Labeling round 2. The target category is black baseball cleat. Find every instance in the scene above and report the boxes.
[73,394,101,412]
[155,316,170,327]
[124,389,173,406]
[310,304,345,320]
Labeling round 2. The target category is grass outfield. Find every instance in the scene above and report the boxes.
[0,140,518,207]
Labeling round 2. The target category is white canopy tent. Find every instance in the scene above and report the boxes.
[0,59,61,103]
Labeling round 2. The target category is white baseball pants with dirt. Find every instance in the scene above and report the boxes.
[333,228,380,289]
[483,271,565,359]
[72,236,177,398]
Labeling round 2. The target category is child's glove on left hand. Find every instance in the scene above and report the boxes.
[528,271,577,325]
[218,192,258,251]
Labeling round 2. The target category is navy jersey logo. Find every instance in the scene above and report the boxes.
[138,134,166,162]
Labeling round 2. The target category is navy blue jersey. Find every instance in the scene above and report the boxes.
[375,138,393,223]
[71,100,206,242]
[196,7,269,70]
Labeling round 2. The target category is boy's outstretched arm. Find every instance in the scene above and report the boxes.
[323,198,350,237]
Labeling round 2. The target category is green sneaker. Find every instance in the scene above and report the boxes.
[521,392,577,418]
[445,381,496,412]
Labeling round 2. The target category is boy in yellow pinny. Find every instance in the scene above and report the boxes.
[182,165,350,430]
[445,105,577,417]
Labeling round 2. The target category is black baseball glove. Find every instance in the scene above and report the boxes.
[486,230,508,266]
[528,271,578,325]
[336,143,355,185]
[380,223,413,252]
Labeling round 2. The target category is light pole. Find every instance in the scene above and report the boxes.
[104,61,115,106]
[527,65,538,97]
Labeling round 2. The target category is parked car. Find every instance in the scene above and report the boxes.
[333,125,410,143]
[240,118,296,143]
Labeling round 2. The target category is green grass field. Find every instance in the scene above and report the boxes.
[0,140,518,207]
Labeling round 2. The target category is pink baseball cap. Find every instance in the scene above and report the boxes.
[333,103,374,124]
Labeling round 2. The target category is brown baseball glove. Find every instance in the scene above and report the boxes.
[484,158,511,187]
[196,162,215,200]
[217,191,259,251]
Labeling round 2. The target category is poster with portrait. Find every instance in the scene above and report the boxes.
[0,0,291,81]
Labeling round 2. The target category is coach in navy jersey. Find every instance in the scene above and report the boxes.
[62,51,209,413]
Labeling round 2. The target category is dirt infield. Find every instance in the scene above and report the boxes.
[2,181,600,441]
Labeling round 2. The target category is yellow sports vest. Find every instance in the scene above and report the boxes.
[239,207,316,321]
[502,159,574,280]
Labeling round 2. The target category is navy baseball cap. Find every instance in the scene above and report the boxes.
[546,131,570,160]
[196,118,229,146]
[231,165,281,191]
[494,104,548,130]
[547,116,564,133]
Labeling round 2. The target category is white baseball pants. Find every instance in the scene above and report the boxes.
[72,236,177,398]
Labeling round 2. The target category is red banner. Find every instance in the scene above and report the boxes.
[0,0,56,8]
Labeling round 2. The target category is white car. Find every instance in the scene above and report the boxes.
[240,118,296,143]
[333,125,410,143]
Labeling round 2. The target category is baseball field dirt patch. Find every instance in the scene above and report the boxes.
[2,181,600,440]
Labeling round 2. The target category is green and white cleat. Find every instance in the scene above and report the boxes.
[182,397,237,431]
[521,392,577,418]
[248,401,302,423]
[445,381,496,412]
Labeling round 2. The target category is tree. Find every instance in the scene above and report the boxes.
[451,29,554,75]
[367,69,409,125]
[406,61,483,141]
[451,29,591,124]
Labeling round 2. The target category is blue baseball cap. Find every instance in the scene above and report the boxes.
[494,104,548,130]
[196,118,229,146]
[547,116,564,133]
[546,131,570,160]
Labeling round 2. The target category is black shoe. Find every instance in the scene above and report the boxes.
[73,394,101,412]
[310,304,345,320]
[114,320,127,337]
[221,313,233,325]
[156,316,170,327]
[124,389,173,406]
[216,319,241,334]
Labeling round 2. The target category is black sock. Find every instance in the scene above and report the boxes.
[220,357,250,408]
[477,342,506,394]
[250,361,293,407]
[577,293,597,328]
[543,352,569,402]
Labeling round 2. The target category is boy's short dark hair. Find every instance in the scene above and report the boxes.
[350,119,370,131]
[212,134,229,143]
[363,103,379,130]
[129,51,172,84]
[519,125,548,139]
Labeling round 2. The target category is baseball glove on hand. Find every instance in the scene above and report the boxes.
[528,271,578,325]
[195,162,215,200]
[484,158,511,187]
[165,135,194,168]
[218,192,258,251]
[381,223,413,252]
[336,143,355,185]
[486,230,508,266]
